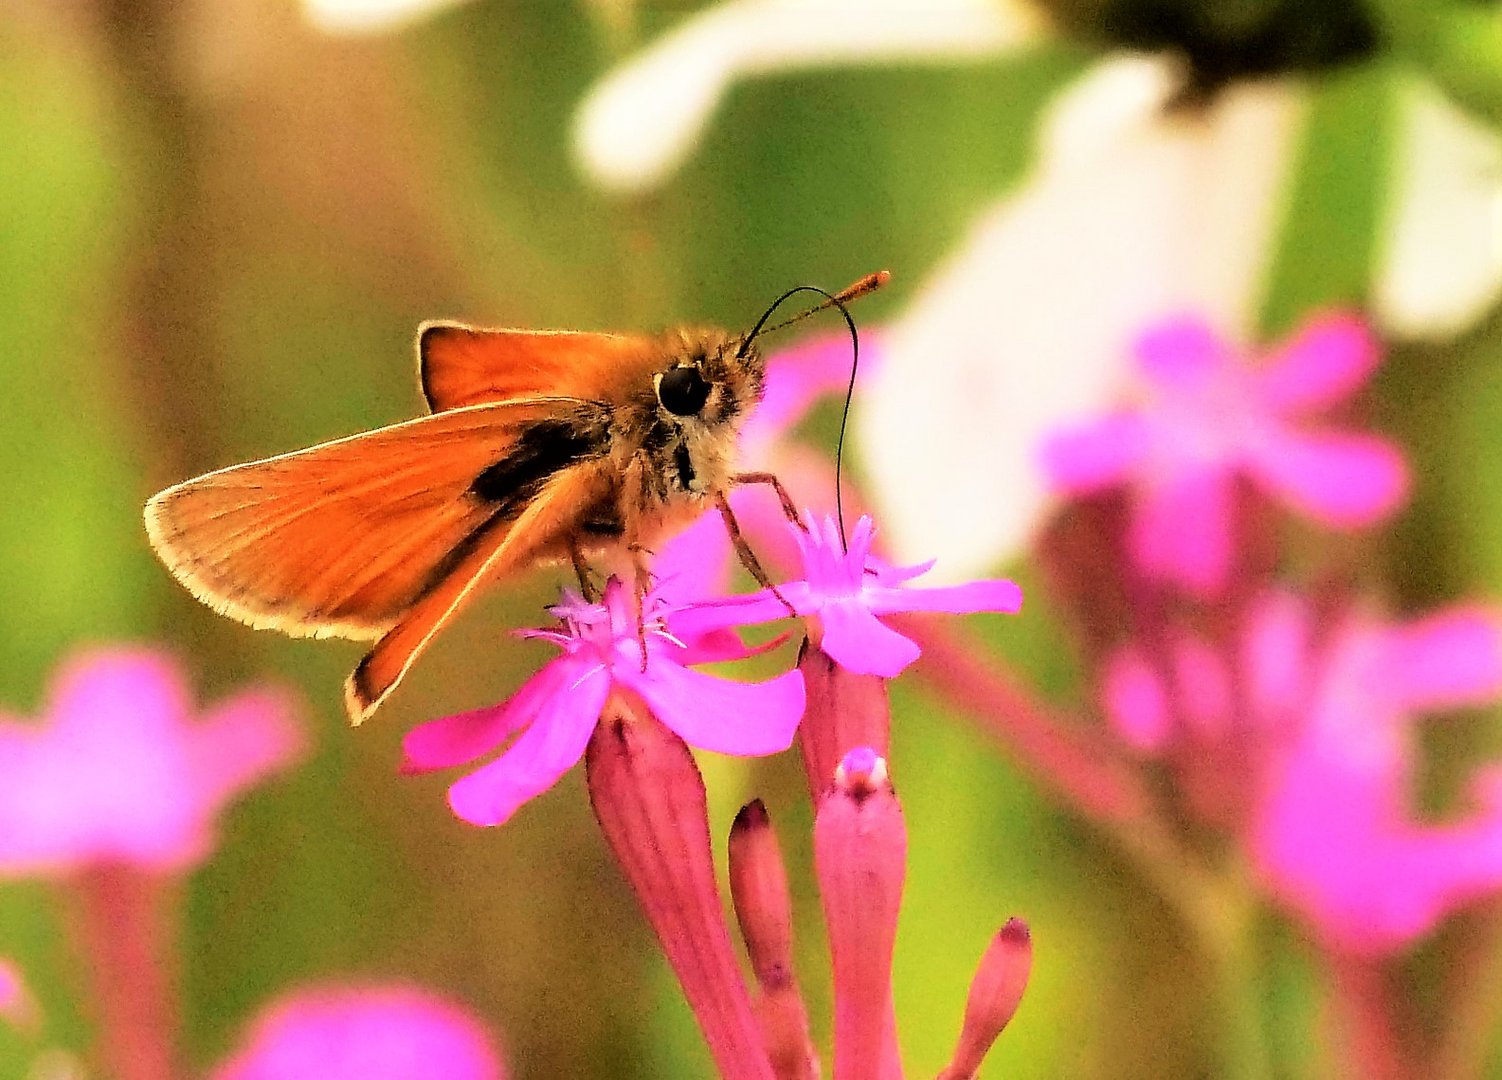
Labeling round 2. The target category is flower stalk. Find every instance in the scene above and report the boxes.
[585,690,773,1080]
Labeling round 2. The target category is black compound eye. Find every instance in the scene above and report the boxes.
[657,365,711,416]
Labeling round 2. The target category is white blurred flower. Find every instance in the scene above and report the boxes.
[572,0,1502,574]
[302,0,469,34]
[1375,77,1502,338]
[572,0,1043,191]
[860,57,1301,574]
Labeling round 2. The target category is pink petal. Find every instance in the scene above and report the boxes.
[817,600,921,678]
[49,648,190,738]
[1039,412,1150,492]
[653,507,734,607]
[1382,607,1502,711]
[741,332,881,452]
[1254,746,1502,952]
[191,688,304,807]
[1128,467,1233,595]
[0,959,30,1027]
[867,577,1023,616]
[211,985,504,1080]
[1134,316,1228,390]
[1254,312,1379,414]
[1101,648,1170,751]
[1242,592,1313,725]
[446,666,609,827]
[620,663,805,757]
[402,661,571,774]
[1245,429,1409,526]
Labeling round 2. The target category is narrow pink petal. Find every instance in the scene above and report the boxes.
[654,507,734,606]
[1242,592,1313,725]
[1039,413,1149,492]
[1101,648,1170,752]
[867,578,1023,616]
[817,601,920,678]
[49,648,189,737]
[1134,316,1228,390]
[621,663,805,757]
[1254,312,1379,414]
[1245,429,1409,526]
[669,584,814,642]
[1382,607,1502,711]
[191,688,304,807]
[1127,467,1233,595]
[211,985,504,1080]
[1172,636,1231,738]
[402,661,571,773]
[446,666,609,827]
[0,959,33,1029]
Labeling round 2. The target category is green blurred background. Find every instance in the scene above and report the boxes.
[1,2,1500,1077]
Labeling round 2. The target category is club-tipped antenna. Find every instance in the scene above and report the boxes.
[736,270,890,551]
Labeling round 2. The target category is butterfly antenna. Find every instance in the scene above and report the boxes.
[736,270,889,551]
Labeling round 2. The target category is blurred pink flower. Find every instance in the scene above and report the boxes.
[1254,599,1502,953]
[683,514,1022,678]
[402,578,805,827]
[211,985,504,1080]
[0,959,32,1028]
[1043,313,1409,595]
[0,648,303,875]
[1101,593,1502,952]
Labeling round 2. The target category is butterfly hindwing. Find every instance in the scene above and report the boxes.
[143,398,612,642]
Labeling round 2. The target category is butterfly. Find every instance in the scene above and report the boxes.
[144,272,887,723]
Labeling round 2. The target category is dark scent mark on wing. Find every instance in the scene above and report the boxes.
[470,416,608,518]
[673,441,695,491]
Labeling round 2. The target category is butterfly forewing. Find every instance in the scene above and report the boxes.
[144,398,609,641]
[419,326,656,412]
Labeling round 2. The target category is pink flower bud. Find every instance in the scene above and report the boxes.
[814,749,906,1080]
[937,919,1033,1080]
[729,800,818,1080]
[797,641,891,803]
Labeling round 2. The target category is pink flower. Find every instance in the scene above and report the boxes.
[0,959,32,1028]
[211,985,505,1080]
[402,579,806,827]
[1101,593,1502,952]
[685,514,1023,678]
[1042,313,1410,595]
[0,648,303,875]
[1253,599,1502,953]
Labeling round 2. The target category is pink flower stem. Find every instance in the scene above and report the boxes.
[67,866,180,1080]
[1320,950,1410,1080]
[585,690,774,1080]
[894,616,1150,824]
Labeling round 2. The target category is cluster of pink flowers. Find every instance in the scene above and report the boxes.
[398,501,1029,1076]
[0,649,507,1080]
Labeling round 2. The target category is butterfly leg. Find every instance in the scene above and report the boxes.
[567,537,600,602]
[731,471,805,526]
[627,542,655,672]
[714,491,797,616]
